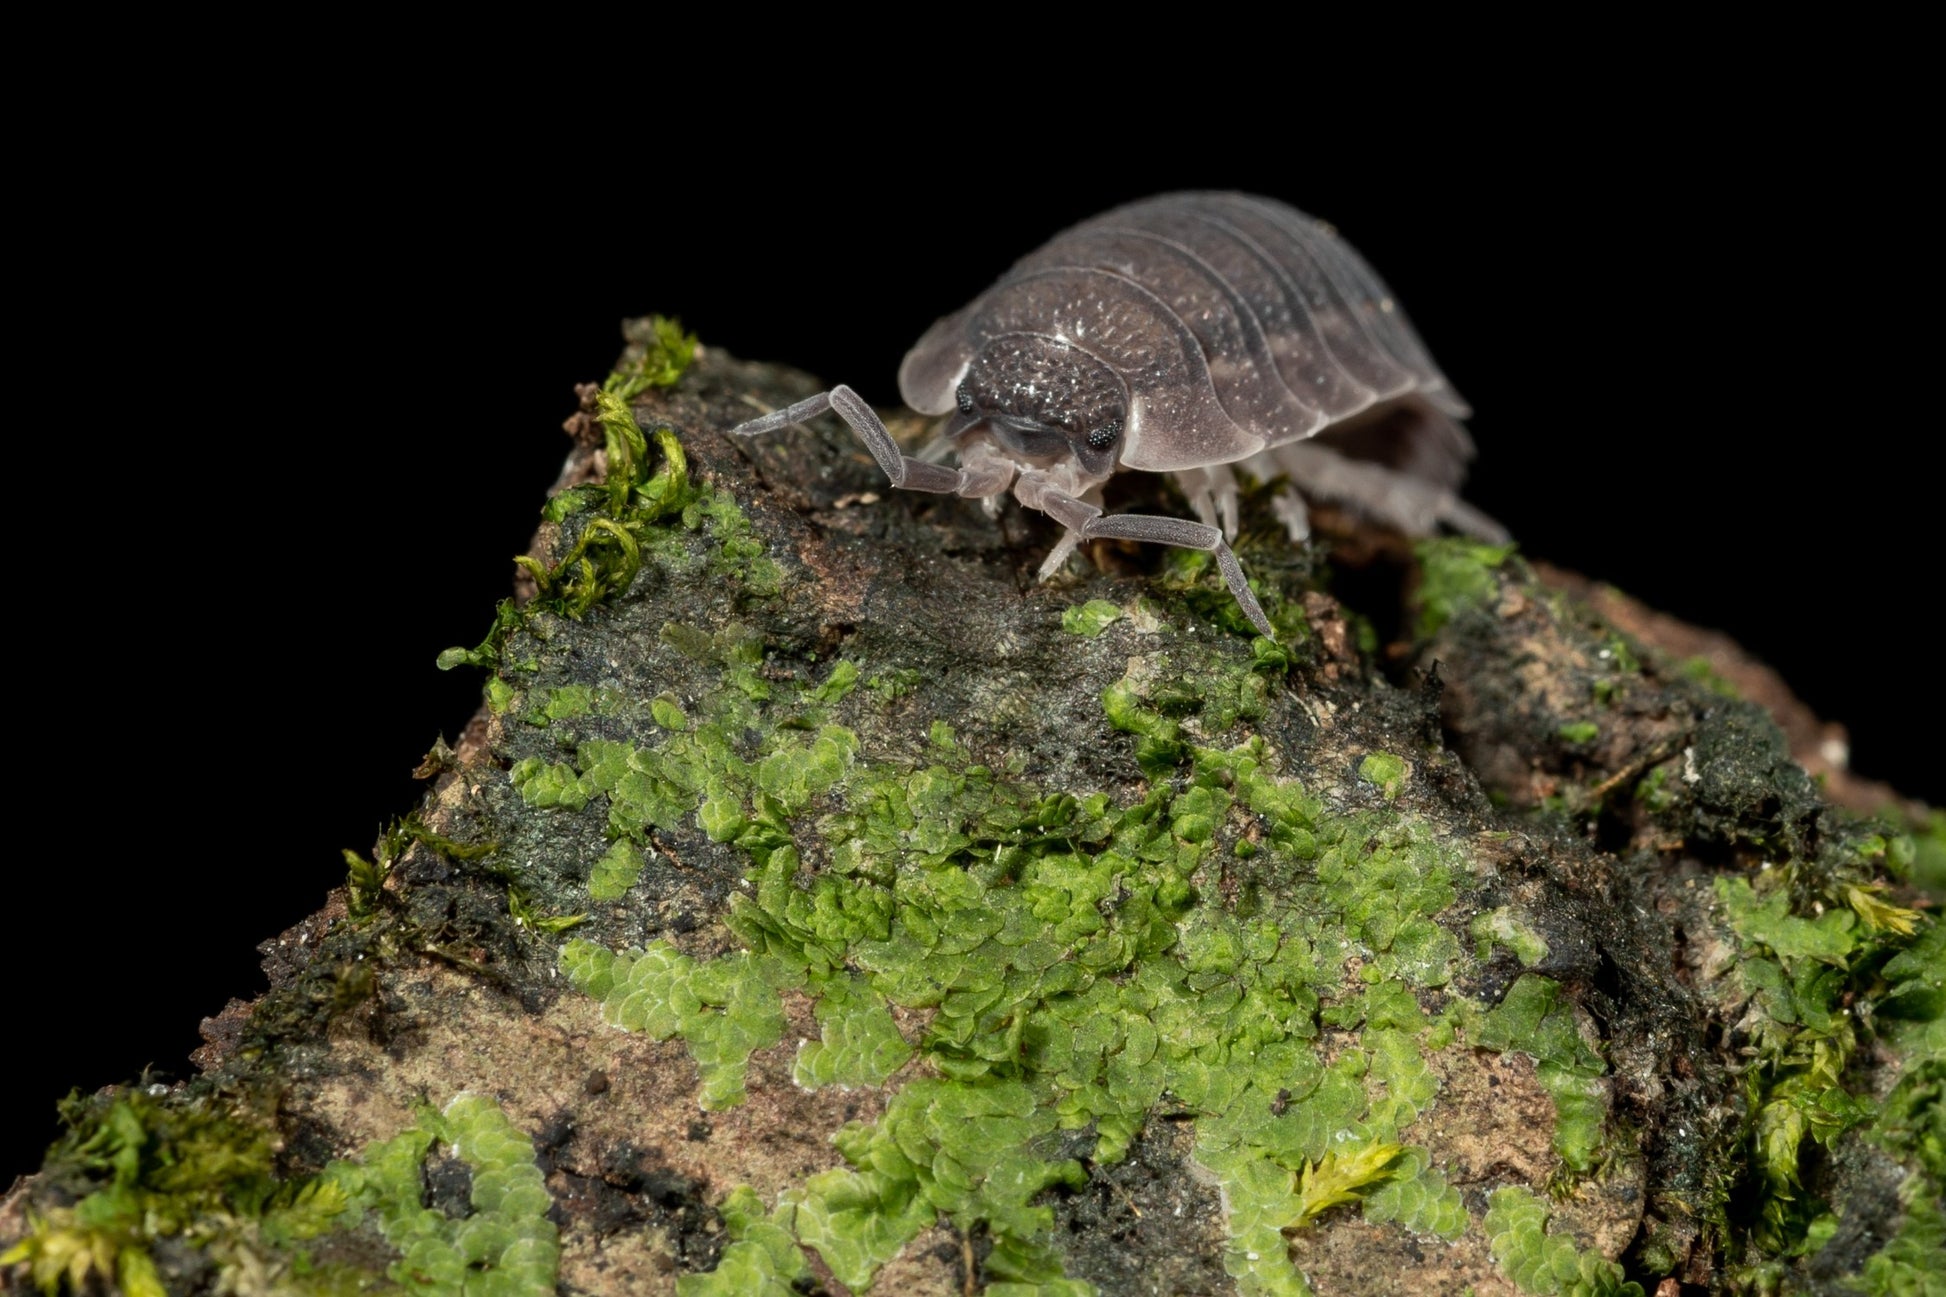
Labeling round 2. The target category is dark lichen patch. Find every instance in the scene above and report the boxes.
[1048,1118,1229,1296]
[1404,525,1944,1287]
[1416,552,1694,826]
[577,1147,726,1271]
[1419,543,1879,874]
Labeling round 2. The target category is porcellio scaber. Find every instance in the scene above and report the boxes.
[732,191,1505,638]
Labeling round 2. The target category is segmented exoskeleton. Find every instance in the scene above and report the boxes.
[733,192,1505,637]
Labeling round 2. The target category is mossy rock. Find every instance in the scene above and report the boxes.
[4,330,1938,1296]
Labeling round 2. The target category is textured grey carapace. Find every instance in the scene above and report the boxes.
[733,192,1505,639]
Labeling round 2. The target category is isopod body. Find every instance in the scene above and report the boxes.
[734,192,1503,638]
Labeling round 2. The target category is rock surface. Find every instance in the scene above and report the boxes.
[4,333,1939,1296]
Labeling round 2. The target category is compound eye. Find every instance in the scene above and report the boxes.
[1086,420,1121,451]
[955,385,977,416]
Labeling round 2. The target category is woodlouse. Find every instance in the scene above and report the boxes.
[733,191,1504,638]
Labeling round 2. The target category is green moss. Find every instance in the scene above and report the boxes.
[792,973,914,1089]
[675,1186,812,1296]
[334,1093,559,1296]
[1412,537,1517,639]
[341,815,497,925]
[486,676,516,714]
[1155,656,1273,732]
[1484,1186,1644,1296]
[1679,655,1741,699]
[1470,976,1608,1172]
[1595,631,1641,678]
[1471,907,1552,967]
[1716,875,1859,967]
[1859,926,1944,1293]
[587,839,644,902]
[1362,1146,1466,1240]
[518,614,1499,1290]
[1705,843,1940,1260]
[562,939,798,1108]
[864,667,922,702]
[465,426,1681,1291]
[1155,546,1312,644]
[1062,599,1123,636]
[1291,1143,1406,1223]
[438,598,526,673]
[1365,1028,1438,1137]
[343,846,391,921]
[649,691,689,731]
[1556,721,1599,746]
[1102,674,1184,778]
[506,887,587,935]
[533,683,594,722]
[508,755,593,812]
[811,659,861,703]
[604,314,699,402]
[1633,765,1675,815]
[439,349,722,680]
[1894,810,1946,900]
[398,817,497,864]
[687,487,784,598]
[1358,751,1408,801]
[0,1089,381,1297]
[1853,1172,1946,1296]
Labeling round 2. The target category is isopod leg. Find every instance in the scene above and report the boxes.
[1435,496,1511,545]
[1038,490,1276,640]
[1271,488,1312,543]
[1173,464,1242,541]
[728,391,838,438]
[1262,441,1510,543]
[731,385,1007,497]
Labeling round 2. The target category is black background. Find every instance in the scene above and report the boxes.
[8,77,1934,1184]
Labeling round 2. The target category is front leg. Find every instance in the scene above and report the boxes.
[1024,480,1276,640]
[732,386,1011,498]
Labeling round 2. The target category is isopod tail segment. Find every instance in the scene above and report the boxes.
[730,385,1278,640]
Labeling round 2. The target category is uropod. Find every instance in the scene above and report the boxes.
[732,191,1506,638]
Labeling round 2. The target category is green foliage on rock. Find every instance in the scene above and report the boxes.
[1470,976,1610,1173]
[0,1090,355,1297]
[335,1093,559,1296]
[520,584,1544,1292]
[1485,1186,1644,1296]
[1,1089,560,1297]
[1061,599,1123,637]
[1411,537,1517,638]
